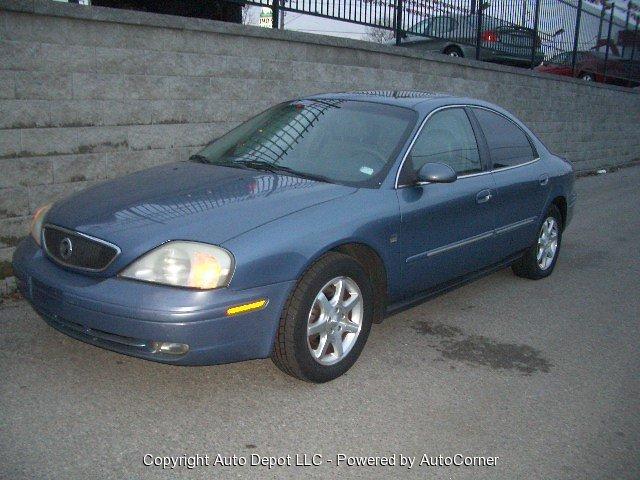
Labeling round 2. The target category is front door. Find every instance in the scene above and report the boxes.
[397,107,496,296]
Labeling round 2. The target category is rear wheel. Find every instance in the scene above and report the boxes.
[443,46,464,58]
[512,205,563,280]
[580,72,595,82]
[271,252,373,382]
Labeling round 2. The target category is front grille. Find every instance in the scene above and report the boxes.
[43,225,119,271]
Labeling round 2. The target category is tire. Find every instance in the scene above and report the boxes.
[443,46,464,58]
[271,252,373,383]
[580,73,595,82]
[512,205,563,280]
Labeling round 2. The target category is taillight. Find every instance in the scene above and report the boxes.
[481,30,500,43]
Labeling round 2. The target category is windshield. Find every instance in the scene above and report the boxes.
[192,99,417,187]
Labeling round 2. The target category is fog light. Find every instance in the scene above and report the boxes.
[149,341,189,355]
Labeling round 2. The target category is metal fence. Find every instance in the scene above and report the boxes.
[232,0,640,86]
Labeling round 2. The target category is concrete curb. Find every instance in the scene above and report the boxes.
[575,158,640,177]
[1,276,17,298]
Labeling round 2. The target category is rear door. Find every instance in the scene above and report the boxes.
[470,107,549,258]
[546,53,575,77]
[397,107,496,295]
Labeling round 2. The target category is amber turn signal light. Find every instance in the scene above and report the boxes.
[226,299,268,316]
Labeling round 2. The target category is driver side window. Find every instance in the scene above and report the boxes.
[403,108,482,182]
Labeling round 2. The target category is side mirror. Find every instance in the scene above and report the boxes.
[416,162,457,184]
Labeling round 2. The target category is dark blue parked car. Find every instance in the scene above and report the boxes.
[13,91,576,382]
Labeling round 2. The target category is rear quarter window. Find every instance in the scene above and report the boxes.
[473,108,537,169]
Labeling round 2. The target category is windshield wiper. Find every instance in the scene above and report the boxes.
[234,160,331,183]
[235,159,280,173]
[190,155,254,171]
[189,154,210,164]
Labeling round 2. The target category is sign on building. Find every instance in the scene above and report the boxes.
[259,7,272,28]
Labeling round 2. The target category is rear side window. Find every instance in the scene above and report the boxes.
[473,109,536,169]
[426,17,456,36]
[550,52,570,65]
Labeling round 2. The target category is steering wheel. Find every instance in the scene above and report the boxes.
[344,145,387,171]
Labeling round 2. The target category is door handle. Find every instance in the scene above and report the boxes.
[476,189,492,204]
[539,174,549,186]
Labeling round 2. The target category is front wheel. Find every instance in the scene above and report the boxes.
[271,252,373,382]
[512,205,563,280]
[443,46,464,58]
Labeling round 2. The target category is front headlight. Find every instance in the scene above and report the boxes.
[119,241,234,289]
[30,203,52,246]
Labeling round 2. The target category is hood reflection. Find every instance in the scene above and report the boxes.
[92,173,320,231]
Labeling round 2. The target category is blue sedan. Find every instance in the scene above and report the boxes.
[12,91,576,382]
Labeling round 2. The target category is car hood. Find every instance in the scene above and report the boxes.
[45,162,356,272]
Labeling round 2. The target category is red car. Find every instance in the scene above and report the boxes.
[535,51,639,87]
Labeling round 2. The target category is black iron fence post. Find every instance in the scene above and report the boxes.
[622,7,631,57]
[597,2,607,51]
[271,0,279,29]
[626,19,639,85]
[531,0,541,68]
[603,3,615,82]
[395,0,404,46]
[572,0,583,75]
[475,5,484,61]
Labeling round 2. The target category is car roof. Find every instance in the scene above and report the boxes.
[305,91,454,109]
[301,91,538,139]
[304,91,503,114]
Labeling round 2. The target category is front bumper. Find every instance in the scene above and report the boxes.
[12,237,295,366]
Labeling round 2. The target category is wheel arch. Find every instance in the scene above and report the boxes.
[443,44,464,56]
[296,240,389,324]
[550,195,567,228]
[330,242,388,324]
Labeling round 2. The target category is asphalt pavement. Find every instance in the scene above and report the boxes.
[1,166,639,480]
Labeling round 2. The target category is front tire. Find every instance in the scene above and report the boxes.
[443,46,464,58]
[512,205,563,280]
[271,252,373,382]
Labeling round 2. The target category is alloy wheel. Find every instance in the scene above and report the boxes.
[537,217,559,270]
[307,276,363,366]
